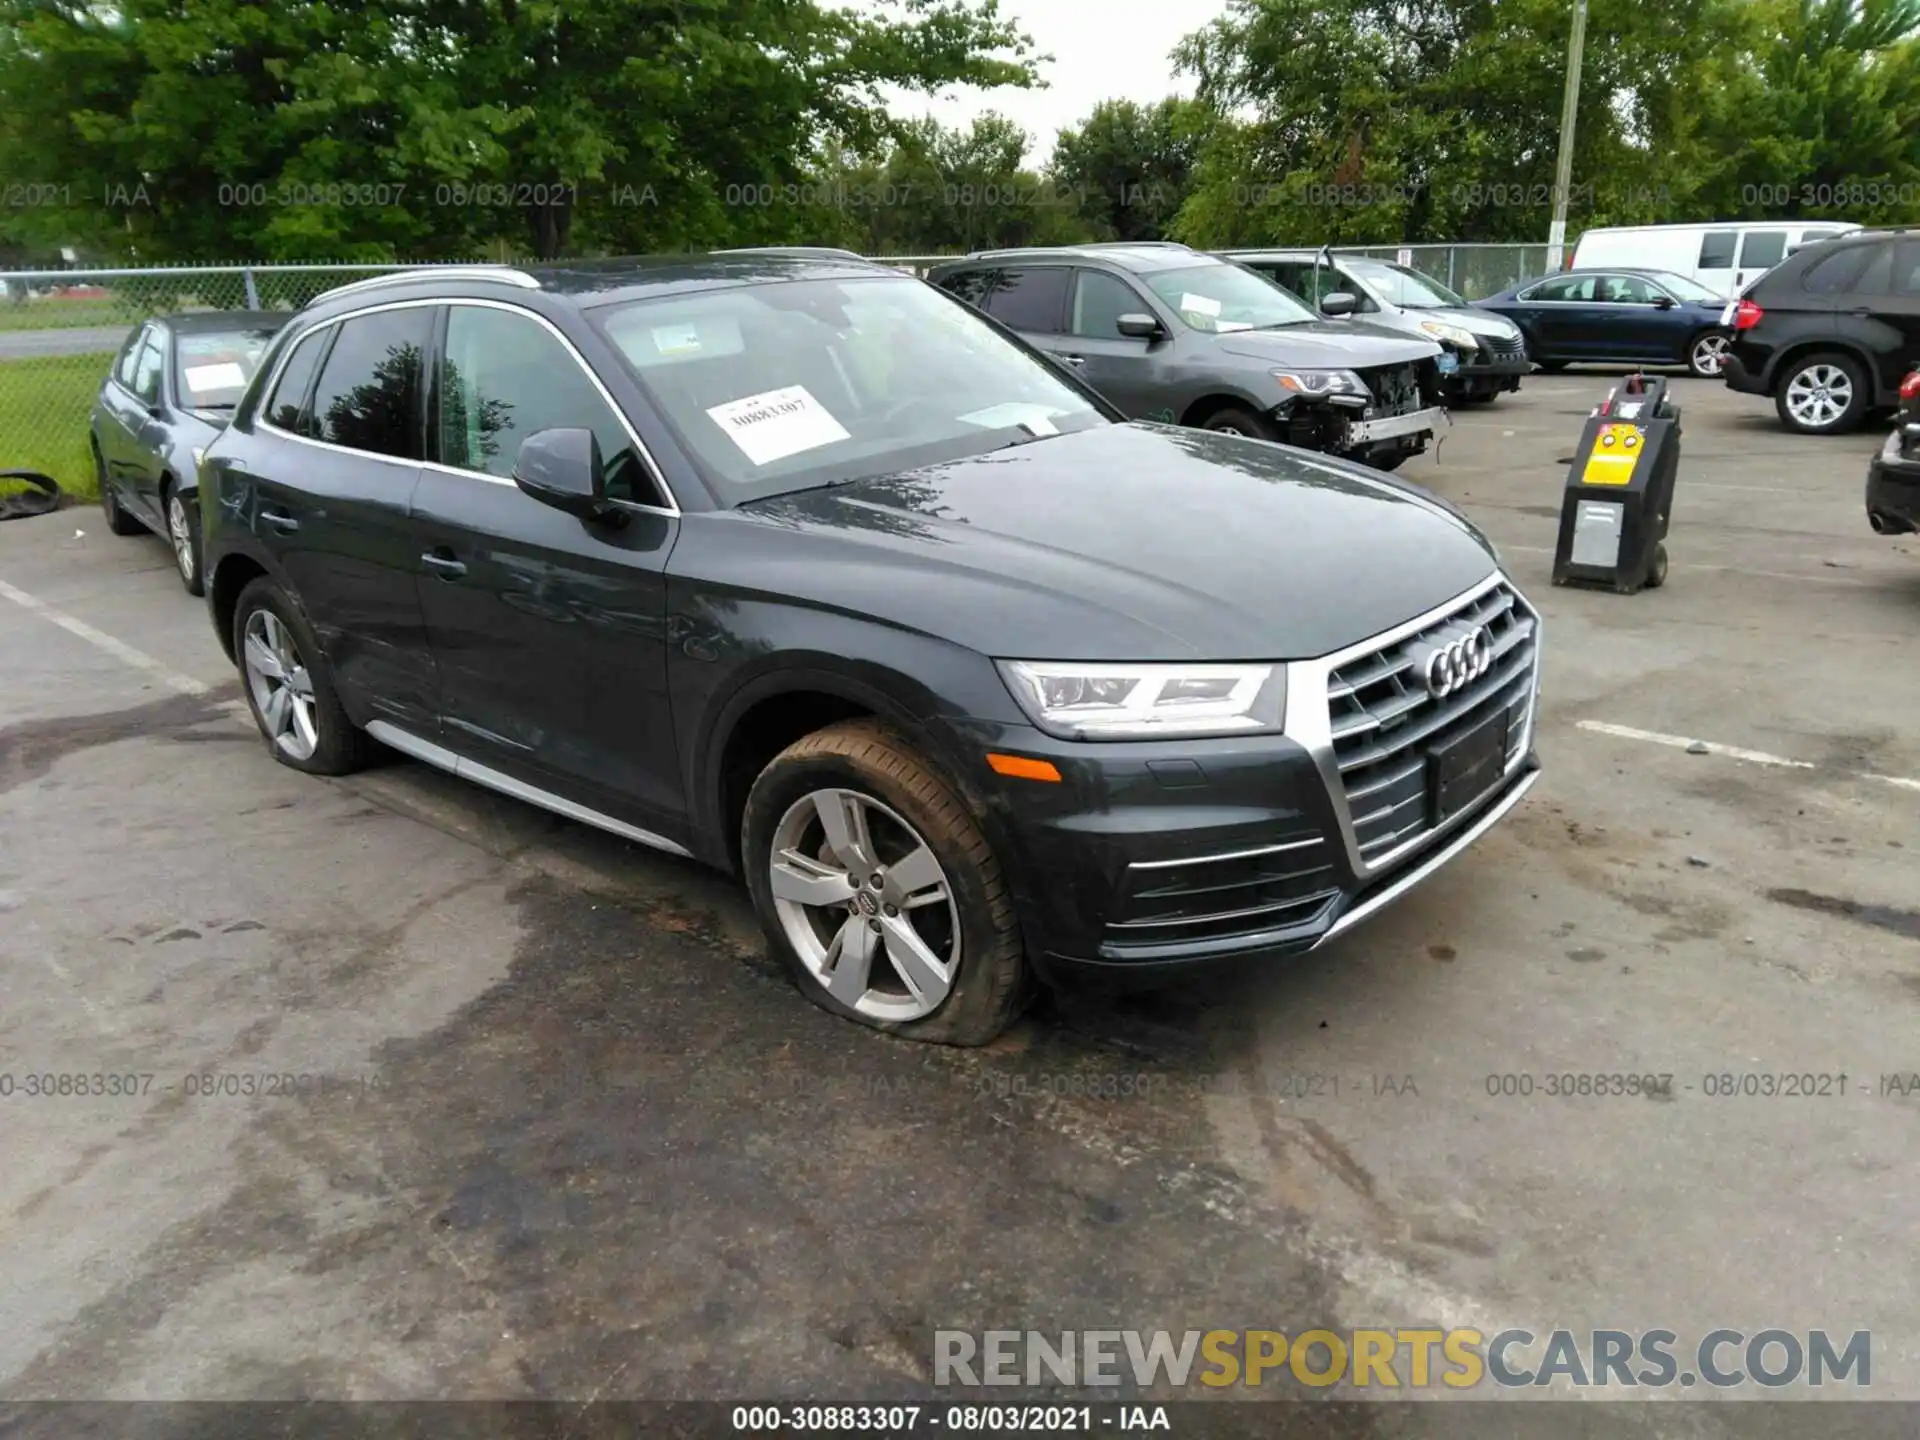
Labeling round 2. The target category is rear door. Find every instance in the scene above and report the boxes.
[1061,267,1165,418]
[1866,239,1920,399]
[1526,273,1602,355]
[411,301,683,822]
[973,266,1074,366]
[249,304,440,727]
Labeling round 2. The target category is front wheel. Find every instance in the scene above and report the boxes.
[165,485,204,596]
[1687,331,1731,379]
[742,720,1028,1045]
[1199,405,1282,441]
[1776,352,1868,434]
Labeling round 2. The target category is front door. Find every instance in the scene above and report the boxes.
[1062,268,1165,419]
[412,302,683,825]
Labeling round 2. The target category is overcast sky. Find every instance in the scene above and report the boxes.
[882,0,1234,164]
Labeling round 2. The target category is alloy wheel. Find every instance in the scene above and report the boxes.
[1784,365,1852,429]
[1690,334,1730,377]
[167,494,195,583]
[242,608,319,761]
[767,787,960,1022]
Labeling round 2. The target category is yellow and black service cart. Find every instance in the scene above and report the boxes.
[1552,373,1681,594]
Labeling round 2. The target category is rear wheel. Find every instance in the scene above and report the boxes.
[233,576,371,775]
[1687,331,1731,379]
[1775,352,1867,434]
[742,720,1028,1046]
[96,443,144,536]
[1199,405,1282,441]
[164,483,204,596]
[1645,542,1669,589]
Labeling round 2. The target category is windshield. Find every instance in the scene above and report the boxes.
[593,276,1108,503]
[1143,262,1317,332]
[173,326,281,409]
[1642,270,1719,302]
[1347,260,1467,309]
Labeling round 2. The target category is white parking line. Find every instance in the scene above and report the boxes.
[1577,720,1920,794]
[0,575,209,697]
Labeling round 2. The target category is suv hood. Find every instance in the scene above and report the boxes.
[732,423,1500,662]
[1216,322,1437,369]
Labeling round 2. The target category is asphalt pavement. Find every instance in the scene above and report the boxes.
[0,375,1915,1424]
[0,325,133,359]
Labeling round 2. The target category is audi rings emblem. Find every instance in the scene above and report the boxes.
[1418,626,1494,699]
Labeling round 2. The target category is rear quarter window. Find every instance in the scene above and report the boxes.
[936,268,1001,309]
[1800,247,1871,296]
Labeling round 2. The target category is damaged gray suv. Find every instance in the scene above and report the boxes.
[929,243,1448,471]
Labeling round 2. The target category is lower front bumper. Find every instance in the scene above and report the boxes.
[1866,436,1920,534]
[1346,404,1449,445]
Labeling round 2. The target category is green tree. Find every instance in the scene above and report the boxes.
[1047,97,1211,242]
[0,0,1040,261]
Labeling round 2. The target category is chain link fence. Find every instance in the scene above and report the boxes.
[1,246,1549,504]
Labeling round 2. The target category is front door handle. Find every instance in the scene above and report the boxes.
[421,550,467,581]
[260,507,299,533]
[1059,354,1087,367]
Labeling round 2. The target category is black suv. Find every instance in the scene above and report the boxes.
[927,244,1447,470]
[201,255,1541,1044]
[1723,230,1920,434]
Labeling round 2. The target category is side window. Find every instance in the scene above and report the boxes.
[1801,247,1871,296]
[1599,275,1657,304]
[1528,275,1593,302]
[264,327,331,434]
[439,305,660,506]
[937,268,1000,309]
[114,325,148,387]
[1739,230,1787,270]
[130,334,166,404]
[308,308,432,459]
[1852,244,1895,296]
[1328,264,1373,310]
[1261,263,1313,303]
[1698,231,1738,270]
[1890,239,1920,298]
[1069,269,1150,339]
[978,268,1070,333]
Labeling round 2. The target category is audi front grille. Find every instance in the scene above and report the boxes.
[1323,581,1539,869]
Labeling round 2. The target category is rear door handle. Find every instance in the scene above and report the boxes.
[421,550,467,580]
[260,508,299,533]
[1847,307,1873,318]
[1059,354,1087,367]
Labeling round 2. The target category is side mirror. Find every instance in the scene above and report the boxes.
[514,427,608,519]
[1115,312,1164,340]
[1652,295,1675,310]
[1319,291,1358,318]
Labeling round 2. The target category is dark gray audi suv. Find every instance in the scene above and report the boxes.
[199,253,1542,1045]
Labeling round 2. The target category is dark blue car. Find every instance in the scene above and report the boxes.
[92,311,288,594]
[1475,268,1732,379]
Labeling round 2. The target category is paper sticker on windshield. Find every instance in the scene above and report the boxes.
[183,361,246,394]
[1214,319,1254,332]
[706,385,850,466]
[651,324,703,356]
[958,402,1064,435]
[1180,293,1222,317]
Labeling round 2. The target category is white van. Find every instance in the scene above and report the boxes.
[1569,221,1861,298]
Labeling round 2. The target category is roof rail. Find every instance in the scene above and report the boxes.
[712,246,871,261]
[310,265,539,304]
[1076,240,1193,250]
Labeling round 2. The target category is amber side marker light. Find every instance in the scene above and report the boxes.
[986,752,1063,783]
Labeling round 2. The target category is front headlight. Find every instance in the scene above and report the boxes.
[1272,368,1368,398]
[1419,319,1480,350]
[997,660,1286,741]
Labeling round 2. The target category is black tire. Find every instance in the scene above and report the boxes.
[231,575,371,776]
[1364,449,1411,472]
[1199,405,1282,441]
[163,482,205,597]
[96,442,145,536]
[1774,351,1868,435]
[742,719,1028,1046]
[1645,542,1669,589]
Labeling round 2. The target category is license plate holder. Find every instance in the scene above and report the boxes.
[1427,708,1511,826]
